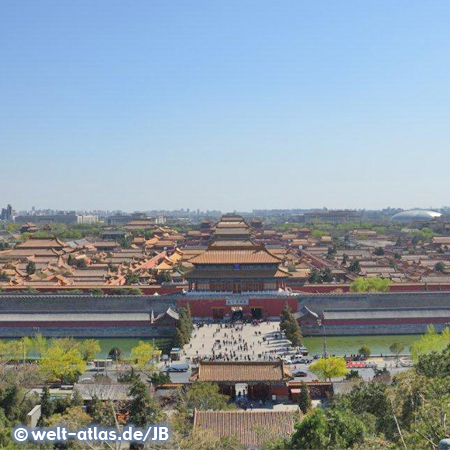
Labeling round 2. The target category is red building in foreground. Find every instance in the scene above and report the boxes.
[190,360,292,401]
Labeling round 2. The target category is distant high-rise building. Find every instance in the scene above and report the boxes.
[0,204,14,221]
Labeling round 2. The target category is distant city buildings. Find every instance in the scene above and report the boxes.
[77,215,99,224]
[0,204,14,221]
[15,213,78,225]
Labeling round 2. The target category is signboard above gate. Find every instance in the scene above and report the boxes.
[225,298,249,306]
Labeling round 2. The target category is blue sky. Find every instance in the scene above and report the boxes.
[1,1,449,212]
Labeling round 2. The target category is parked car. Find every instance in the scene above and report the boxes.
[292,355,312,364]
[292,370,308,377]
[281,357,293,365]
[167,363,189,372]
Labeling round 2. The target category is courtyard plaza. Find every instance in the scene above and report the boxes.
[181,321,296,362]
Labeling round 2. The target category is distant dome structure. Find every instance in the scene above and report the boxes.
[390,209,442,222]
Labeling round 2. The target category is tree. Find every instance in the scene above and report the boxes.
[20,336,34,363]
[33,333,48,357]
[79,339,101,362]
[125,270,140,285]
[156,271,172,284]
[48,406,91,430]
[346,382,396,438]
[389,342,405,366]
[128,380,164,427]
[285,315,303,347]
[290,408,366,450]
[88,287,104,296]
[149,372,171,386]
[434,262,445,272]
[76,258,88,268]
[280,303,302,346]
[173,327,186,348]
[308,269,322,283]
[415,344,450,378]
[186,382,234,411]
[348,259,361,273]
[350,277,391,293]
[40,386,54,422]
[321,267,333,282]
[309,357,348,382]
[130,341,159,374]
[345,370,362,380]
[298,382,312,414]
[40,346,86,383]
[373,247,385,256]
[108,346,123,361]
[87,395,115,427]
[410,326,450,361]
[358,345,371,359]
[25,261,36,275]
[174,306,194,348]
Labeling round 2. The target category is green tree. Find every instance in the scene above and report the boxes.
[87,396,115,427]
[40,346,86,383]
[345,370,362,380]
[149,372,171,386]
[130,341,159,374]
[434,261,445,272]
[76,258,88,268]
[389,342,405,366]
[108,346,123,361]
[308,269,322,283]
[174,306,194,347]
[26,261,36,275]
[373,247,385,256]
[358,345,371,359]
[173,327,186,348]
[128,380,164,427]
[290,408,366,450]
[79,339,101,362]
[186,382,234,411]
[309,357,348,382]
[33,333,48,357]
[280,303,302,346]
[410,326,450,361]
[40,386,54,422]
[88,287,104,296]
[346,382,396,438]
[48,406,91,430]
[298,382,312,414]
[349,258,361,273]
[321,267,333,282]
[350,277,390,293]
[125,270,140,285]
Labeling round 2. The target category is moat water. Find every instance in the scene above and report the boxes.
[8,335,420,358]
[72,334,420,357]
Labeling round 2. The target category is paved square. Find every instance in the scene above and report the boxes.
[181,321,297,362]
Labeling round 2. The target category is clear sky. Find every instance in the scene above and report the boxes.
[1,1,449,212]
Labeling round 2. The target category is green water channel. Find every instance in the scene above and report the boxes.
[303,335,419,357]
[7,335,420,358]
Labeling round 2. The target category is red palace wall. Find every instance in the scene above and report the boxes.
[177,296,298,318]
[0,321,152,328]
[325,317,450,326]
[291,283,450,294]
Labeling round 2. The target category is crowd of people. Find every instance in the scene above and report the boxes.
[185,320,299,363]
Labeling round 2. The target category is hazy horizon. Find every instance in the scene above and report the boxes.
[1,1,449,211]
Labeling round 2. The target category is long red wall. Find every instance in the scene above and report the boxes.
[177,297,298,318]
